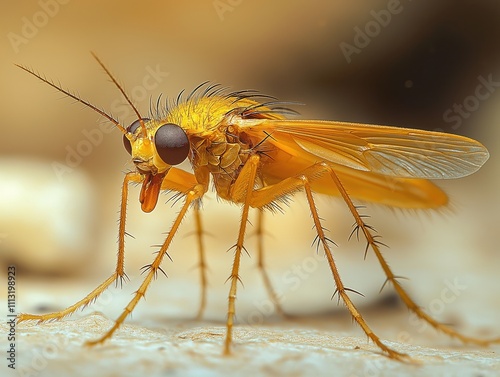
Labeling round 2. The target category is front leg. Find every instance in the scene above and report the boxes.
[86,182,206,345]
[18,171,141,323]
[193,205,208,319]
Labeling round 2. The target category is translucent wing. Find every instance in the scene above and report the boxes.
[240,119,489,179]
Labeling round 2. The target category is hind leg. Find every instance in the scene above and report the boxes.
[326,165,500,346]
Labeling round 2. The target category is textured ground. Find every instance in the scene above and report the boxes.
[2,306,499,377]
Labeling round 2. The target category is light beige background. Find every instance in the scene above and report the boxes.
[0,1,499,376]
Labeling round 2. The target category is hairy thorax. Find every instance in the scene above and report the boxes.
[164,95,281,201]
[189,128,252,200]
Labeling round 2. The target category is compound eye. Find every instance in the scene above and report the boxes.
[123,118,150,155]
[154,123,189,165]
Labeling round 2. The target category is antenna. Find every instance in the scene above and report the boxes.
[15,62,128,135]
[91,52,148,138]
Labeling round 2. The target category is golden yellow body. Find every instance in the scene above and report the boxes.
[16,54,498,361]
[141,95,468,208]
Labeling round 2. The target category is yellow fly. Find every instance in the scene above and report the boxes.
[17,53,498,360]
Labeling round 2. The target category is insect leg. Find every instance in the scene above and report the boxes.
[159,167,209,319]
[246,162,408,359]
[224,155,260,355]
[255,208,287,317]
[193,205,208,320]
[327,167,500,346]
[86,182,206,346]
[18,171,141,324]
[161,167,209,319]
[302,174,408,360]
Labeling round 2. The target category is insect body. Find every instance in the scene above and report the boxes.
[17,54,498,360]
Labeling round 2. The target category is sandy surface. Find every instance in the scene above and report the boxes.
[2,310,498,377]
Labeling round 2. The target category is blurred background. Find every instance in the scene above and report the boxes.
[1,0,499,357]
